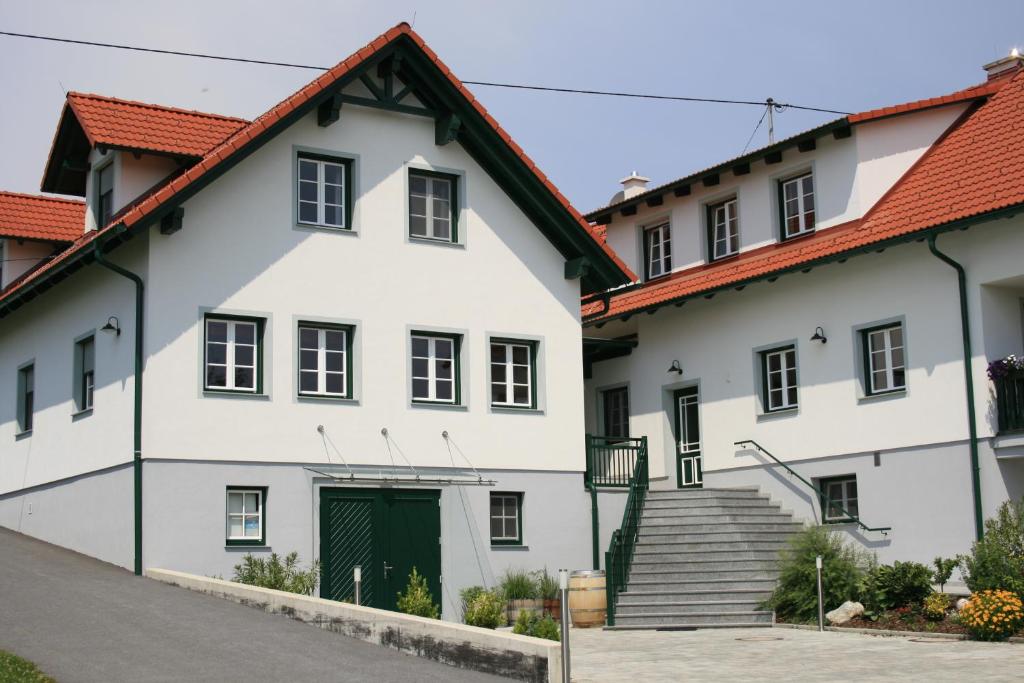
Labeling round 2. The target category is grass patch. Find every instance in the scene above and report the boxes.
[0,650,55,683]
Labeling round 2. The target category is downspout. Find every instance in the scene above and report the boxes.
[93,234,145,574]
[927,234,984,540]
[584,435,600,569]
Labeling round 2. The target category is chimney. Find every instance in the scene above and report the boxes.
[619,171,650,200]
[983,48,1024,80]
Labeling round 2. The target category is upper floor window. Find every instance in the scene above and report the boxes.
[97,163,114,227]
[205,316,262,393]
[490,340,536,409]
[298,324,351,398]
[409,171,457,242]
[411,333,460,404]
[297,155,350,229]
[74,335,95,413]
[16,363,34,433]
[602,386,630,438]
[780,172,815,239]
[863,323,905,395]
[708,198,739,261]
[643,222,672,280]
[761,345,798,412]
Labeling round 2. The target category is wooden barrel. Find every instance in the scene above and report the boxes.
[568,570,607,628]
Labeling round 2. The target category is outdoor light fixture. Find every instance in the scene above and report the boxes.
[810,326,827,344]
[667,360,683,376]
[100,316,121,336]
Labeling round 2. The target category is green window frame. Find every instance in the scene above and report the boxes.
[73,334,95,413]
[777,171,815,241]
[225,486,267,546]
[489,338,537,409]
[297,322,354,399]
[16,362,34,434]
[760,345,798,412]
[410,331,462,405]
[96,162,114,228]
[408,169,458,243]
[297,153,353,230]
[489,492,523,546]
[819,475,858,523]
[204,314,265,394]
[642,222,672,280]
[602,386,630,437]
[706,197,739,261]
[861,323,906,396]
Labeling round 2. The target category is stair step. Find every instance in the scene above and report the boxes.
[641,506,783,517]
[613,611,774,626]
[639,522,803,533]
[631,559,779,572]
[632,550,782,562]
[606,622,774,631]
[646,488,762,500]
[617,600,764,615]
[618,589,772,603]
[625,578,778,592]
[635,540,788,552]
[642,512,794,524]
[644,499,775,510]
[639,530,798,543]
[629,568,780,581]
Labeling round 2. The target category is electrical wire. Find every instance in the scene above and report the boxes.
[0,29,852,115]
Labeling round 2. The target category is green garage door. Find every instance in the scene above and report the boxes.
[320,488,441,611]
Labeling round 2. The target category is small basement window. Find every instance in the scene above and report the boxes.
[819,475,858,523]
[226,487,266,545]
[490,492,523,545]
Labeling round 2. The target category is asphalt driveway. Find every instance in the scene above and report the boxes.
[0,528,507,682]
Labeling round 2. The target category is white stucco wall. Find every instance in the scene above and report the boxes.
[0,239,57,288]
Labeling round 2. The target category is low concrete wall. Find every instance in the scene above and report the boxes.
[146,568,562,683]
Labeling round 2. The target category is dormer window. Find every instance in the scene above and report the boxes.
[780,172,815,240]
[643,222,672,280]
[96,164,114,228]
[708,198,739,261]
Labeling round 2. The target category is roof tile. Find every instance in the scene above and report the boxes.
[0,191,84,242]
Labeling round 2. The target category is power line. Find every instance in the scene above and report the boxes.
[0,29,852,115]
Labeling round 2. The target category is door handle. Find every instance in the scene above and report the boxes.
[384,562,393,579]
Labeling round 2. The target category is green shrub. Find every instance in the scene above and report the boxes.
[464,589,505,629]
[396,567,440,619]
[512,610,560,641]
[960,498,1024,599]
[763,525,870,623]
[860,561,933,613]
[922,593,950,621]
[460,585,486,619]
[232,551,320,595]
[536,569,560,601]
[0,650,55,683]
[499,568,539,600]
[932,557,958,593]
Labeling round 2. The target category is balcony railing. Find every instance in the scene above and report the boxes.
[995,373,1024,433]
[585,435,644,487]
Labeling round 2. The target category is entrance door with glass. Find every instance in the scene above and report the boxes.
[674,386,702,488]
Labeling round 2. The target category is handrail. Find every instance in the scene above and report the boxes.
[604,436,648,626]
[586,435,644,488]
[734,439,891,535]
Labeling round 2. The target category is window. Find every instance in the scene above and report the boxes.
[16,364,33,433]
[602,386,630,437]
[643,222,672,280]
[489,492,522,545]
[761,345,798,412]
[409,171,457,242]
[226,487,266,545]
[298,324,351,398]
[490,340,535,408]
[780,172,815,239]
[204,317,261,393]
[297,155,350,229]
[411,333,460,404]
[819,475,858,523]
[96,163,114,228]
[708,198,739,260]
[74,335,95,413]
[863,324,906,395]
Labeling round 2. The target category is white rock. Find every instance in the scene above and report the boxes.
[956,598,970,611]
[825,601,864,625]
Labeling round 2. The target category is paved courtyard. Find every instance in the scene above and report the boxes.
[571,625,1024,682]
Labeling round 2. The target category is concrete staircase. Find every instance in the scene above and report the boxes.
[609,488,800,630]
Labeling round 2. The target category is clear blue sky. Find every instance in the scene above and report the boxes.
[1,0,1022,212]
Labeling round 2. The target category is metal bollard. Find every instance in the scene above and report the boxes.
[559,569,570,683]
[354,565,362,606]
[815,555,824,632]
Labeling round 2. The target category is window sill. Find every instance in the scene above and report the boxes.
[203,390,270,401]
[14,429,32,441]
[294,222,358,236]
[71,408,94,422]
[410,401,467,412]
[491,543,527,550]
[781,229,816,243]
[225,543,270,550]
[297,394,359,406]
[408,235,465,249]
[756,407,799,422]
[490,405,544,415]
[708,252,740,264]
[858,389,907,405]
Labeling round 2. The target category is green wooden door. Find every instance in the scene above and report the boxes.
[319,488,441,612]
[674,386,703,488]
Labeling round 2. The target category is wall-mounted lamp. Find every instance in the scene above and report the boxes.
[810,326,827,344]
[667,359,683,376]
[100,316,121,337]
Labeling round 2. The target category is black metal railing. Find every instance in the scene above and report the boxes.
[734,439,891,535]
[603,436,648,626]
[585,435,644,487]
[995,373,1024,433]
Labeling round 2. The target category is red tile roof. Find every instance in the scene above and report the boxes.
[0,191,84,242]
[583,68,1024,322]
[66,92,248,158]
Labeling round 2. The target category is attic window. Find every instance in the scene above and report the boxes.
[297,154,351,230]
[96,164,114,228]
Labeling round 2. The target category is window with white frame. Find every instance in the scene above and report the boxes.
[708,198,739,260]
[409,171,456,242]
[226,488,265,545]
[489,492,522,545]
[780,172,815,239]
[75,335,95,412]
[298,324,350,398]
[820,475,858,523]
[490,340,534,408]
[761,345,798,412]
[863,323,906,395]
[297,155,348,229]
[411,333,459,403]
[643,222,672,280]
[205,317,260,393]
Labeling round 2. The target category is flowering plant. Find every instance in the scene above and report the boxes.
[959,589,1024,641]
[987,355,1024,381]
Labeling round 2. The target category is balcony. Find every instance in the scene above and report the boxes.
[994,371,1024,434]
[585,435,645,488]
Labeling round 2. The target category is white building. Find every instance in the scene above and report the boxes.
[0,24,632,618]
